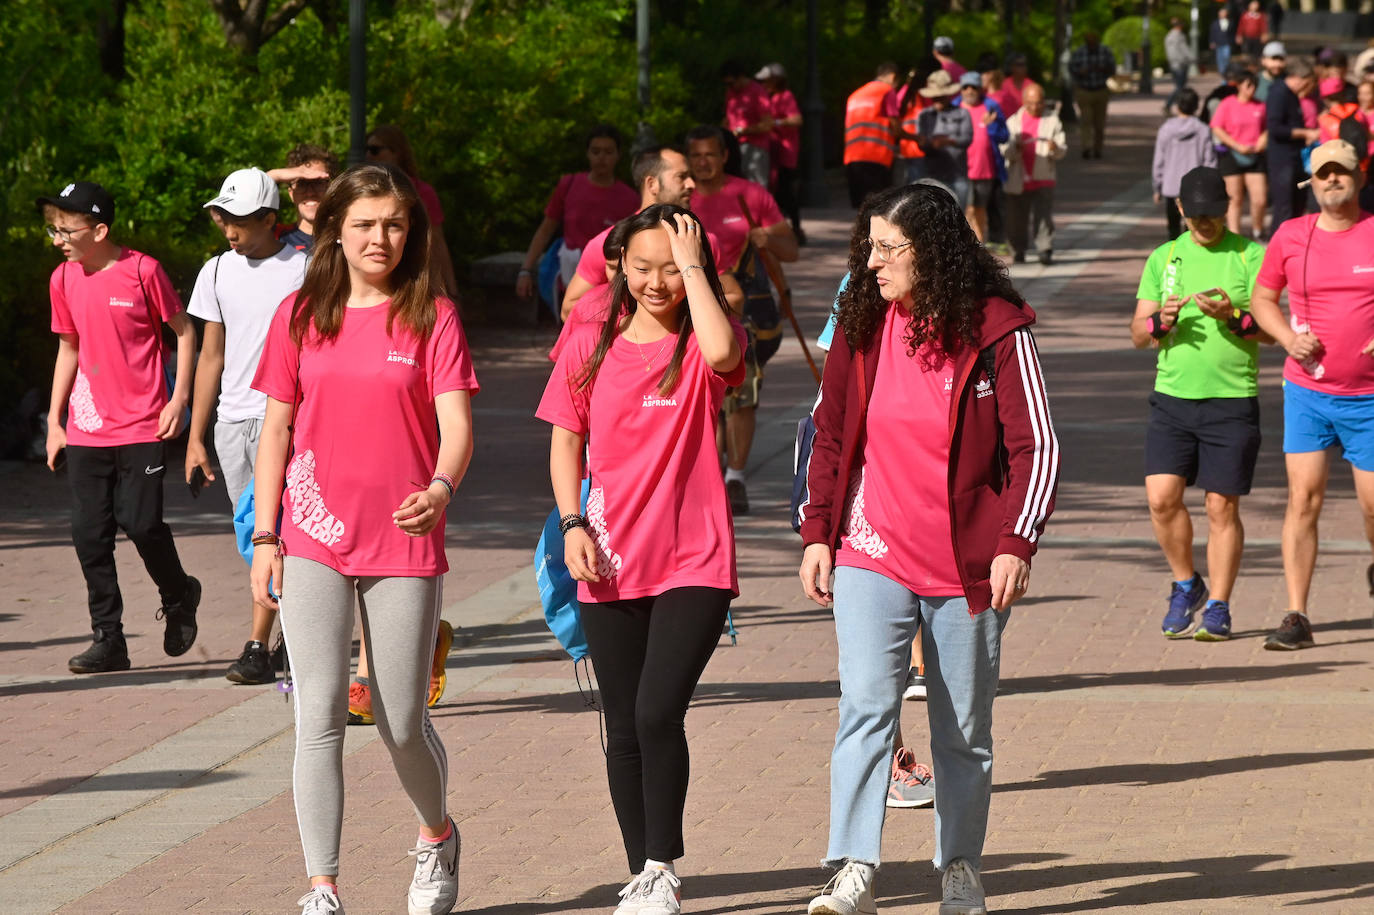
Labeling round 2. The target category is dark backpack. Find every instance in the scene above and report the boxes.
[1339,111,1369,156]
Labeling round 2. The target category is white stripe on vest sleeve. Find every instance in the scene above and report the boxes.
[1012,329,1059,543]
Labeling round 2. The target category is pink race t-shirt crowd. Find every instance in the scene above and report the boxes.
[544,172,640,252]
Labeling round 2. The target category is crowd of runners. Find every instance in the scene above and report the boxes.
[30,24,1374,915]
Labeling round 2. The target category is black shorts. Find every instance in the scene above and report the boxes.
[1144,392,1261,495]
[969,179,996,209]
[1217,150,1267,176]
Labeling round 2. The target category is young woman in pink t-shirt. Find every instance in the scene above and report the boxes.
[1210,71,1269,237]
[537,205,744,915]
[249,164,478,915]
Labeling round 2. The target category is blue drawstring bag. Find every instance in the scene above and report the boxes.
[537,238,565,322]
[233,483,256,564]
[535,478,590,662]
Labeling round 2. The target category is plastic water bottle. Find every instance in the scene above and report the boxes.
[1292,322,1326,380]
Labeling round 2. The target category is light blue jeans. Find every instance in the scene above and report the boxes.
[825,565,1009,871]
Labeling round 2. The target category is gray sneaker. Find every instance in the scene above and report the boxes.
[886,748,935,808]
[297,885,344,915]
[940,858,987,915]
[407,821,459,915]
[808,860,877,915]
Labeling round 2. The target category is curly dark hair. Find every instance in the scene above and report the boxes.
[836,182,1024,359]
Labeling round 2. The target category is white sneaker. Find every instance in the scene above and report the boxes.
[808,860,877,915]
[297,885,344,915]
[939,858,987,915]
[407,821,460,915]
[616,866,681,915]
[902,666,927,701]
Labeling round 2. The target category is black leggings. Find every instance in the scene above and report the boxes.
[580,587,732,872]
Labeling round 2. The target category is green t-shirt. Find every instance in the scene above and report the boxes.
[1136,230,1264,399]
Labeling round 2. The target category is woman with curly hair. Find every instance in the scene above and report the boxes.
[797,182,1059,915]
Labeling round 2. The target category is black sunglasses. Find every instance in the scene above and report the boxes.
[365,144,387,155]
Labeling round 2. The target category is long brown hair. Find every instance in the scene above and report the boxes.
[576,204,730,397]
[290,163,435,346]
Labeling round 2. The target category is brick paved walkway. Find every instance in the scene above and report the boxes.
[1,91,1372,914]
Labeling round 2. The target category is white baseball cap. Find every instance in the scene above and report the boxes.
[204,167,279,216]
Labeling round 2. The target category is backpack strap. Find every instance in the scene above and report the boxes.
[979,344,997,386]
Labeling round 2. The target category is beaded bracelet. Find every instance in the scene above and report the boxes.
[431,472,455,497]
[559,513,588,535]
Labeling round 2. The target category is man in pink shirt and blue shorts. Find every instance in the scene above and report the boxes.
[1251,140,1374,649]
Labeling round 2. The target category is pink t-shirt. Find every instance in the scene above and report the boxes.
[549,284,615,364]
[574,222,725,286]
[726,82,773,149]
[966,102,996,181]
[414,177,444,226]
[692,175,785,271]
[1300,95,1319,129]
[1018,114,1053,191]
[836,303,962,595]
[536,318,748,602]
[999,77,1038,118]
[770,89,802,169]
[1212,95,1266,148]
[544,173,640,251]
[49,248,183,448]
[1257,212,1374,395]
[941,59,967,81]
[252,295,480,576]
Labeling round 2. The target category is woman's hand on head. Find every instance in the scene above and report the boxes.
[662,214,707,273]
[799,542,834,606]
[394,484,450,537]
[564,528,602,583]
[989,553,1030,610]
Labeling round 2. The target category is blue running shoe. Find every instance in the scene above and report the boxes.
[1162,574,1207,638]
[1194,601,1232,641]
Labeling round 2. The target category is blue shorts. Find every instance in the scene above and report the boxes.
[1283,381,1374,471]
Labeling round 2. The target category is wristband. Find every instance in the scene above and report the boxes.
[431,472,455,497]
[682,264,705,280]
[517,268,532,276]
[1148,312,1173,340]
[559,513,588,535]
[251,531,279,546]
[1227,310,1259,338]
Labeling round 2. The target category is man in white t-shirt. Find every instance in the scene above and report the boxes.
[185,167,308,684]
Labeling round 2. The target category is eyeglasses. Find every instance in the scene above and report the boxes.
[863,239,914,263]
[365,144,388,156]
[45,224,93,242]
[289,178,330,194]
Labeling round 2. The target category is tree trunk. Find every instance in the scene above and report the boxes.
[207,0,310,55]
[96,0,128,81]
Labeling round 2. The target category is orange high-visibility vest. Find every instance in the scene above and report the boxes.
[844,80,897,166]
[898,93,927,159]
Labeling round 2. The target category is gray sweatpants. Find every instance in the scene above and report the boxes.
[281,556,448,876]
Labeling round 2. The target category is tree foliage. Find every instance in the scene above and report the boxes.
[0,0,1166,438]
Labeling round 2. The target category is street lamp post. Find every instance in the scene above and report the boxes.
[1140,0,1153,94]
[349,0,366,164]
[634,0,656,153]
[801,0,827,206]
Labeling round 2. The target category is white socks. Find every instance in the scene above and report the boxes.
[724,468,746,484]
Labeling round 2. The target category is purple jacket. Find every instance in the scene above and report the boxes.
[1153,116,1218,198]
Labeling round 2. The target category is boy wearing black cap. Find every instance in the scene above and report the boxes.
[1129,166,1271,643]
[39,181,201,673]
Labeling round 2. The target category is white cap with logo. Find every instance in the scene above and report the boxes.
[204,167,280,216]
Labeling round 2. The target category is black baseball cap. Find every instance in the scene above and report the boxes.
[1178,167,1229,218]
[35,181,115,227]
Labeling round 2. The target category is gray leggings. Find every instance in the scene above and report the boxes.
[281,556,448,876]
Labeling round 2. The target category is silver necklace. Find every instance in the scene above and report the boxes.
[628,321,671,373]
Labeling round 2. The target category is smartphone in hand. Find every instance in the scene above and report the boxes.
[188,466,208,498]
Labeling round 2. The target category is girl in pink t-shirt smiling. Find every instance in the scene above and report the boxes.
[250,164,478,915]
[537,205,744,915]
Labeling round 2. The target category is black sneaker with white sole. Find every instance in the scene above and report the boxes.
[158,575,201,657]
[1263,611,1315,650]
[226,640,276,684]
